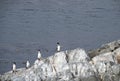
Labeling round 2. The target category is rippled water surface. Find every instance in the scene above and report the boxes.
[0,0,120,74]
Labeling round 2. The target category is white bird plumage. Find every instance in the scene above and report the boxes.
[57,42,61,52]
[12,62,16,73]
[38,50,41,60]
[26,60,30,69]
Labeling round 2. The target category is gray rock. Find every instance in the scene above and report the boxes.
[112,64,120,75]
[88,40,120,58]
[81,76,99,81]
[73,78,80,81]
[1,40,120,81]
[11,76,25,81]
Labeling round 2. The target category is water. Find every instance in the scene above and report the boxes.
[0,0,120,74]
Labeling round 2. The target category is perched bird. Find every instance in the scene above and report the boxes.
[26,60,30,69]
[34,50,44,69]
[38,49,41,60]
[12,62,16,73]
[56,42,61,52]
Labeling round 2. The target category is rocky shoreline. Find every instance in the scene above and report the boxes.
[0,40,120,81]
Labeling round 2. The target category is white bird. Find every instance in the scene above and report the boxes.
[12,62,16,73]
[26,60,30,69]
[38,49,41,60]
[56,42,61,52]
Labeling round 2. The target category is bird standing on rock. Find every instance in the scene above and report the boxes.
[38,49,42,60]
[56,42,61,52]
[12,62,16,73]
[26,60,30,69]
[34,49,44,69]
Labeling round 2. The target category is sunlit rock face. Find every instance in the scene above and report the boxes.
[1,40,120,81]
[114,48,120,63]
[67,48,90,63]
[52,52,68,72]
[88,40,120,58]
[92,52,118,66]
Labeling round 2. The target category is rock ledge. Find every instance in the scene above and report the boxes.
[1,40,120,81]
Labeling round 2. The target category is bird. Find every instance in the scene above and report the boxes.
[26,60,30,69]
[12,62,16,73]
[56,42,61,52]
[37,49,41,60]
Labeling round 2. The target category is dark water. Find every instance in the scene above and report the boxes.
[0,0,120,74]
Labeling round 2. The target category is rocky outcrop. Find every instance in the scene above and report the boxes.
[88,40,120,58]
[1,40,120,81]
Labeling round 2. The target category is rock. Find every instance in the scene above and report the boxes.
[1,40,120,81]
[81,76,99,81]
[67,48,90,63]
[34,59,44,69]
[111,64,120,75]
[92,52,119,77]
[52,52,68,73]
[111,75,120,81]
[11,76,25,81]
[102,74,112,81]
[114,48,120,63]
[88,40,120,58]
[73,78,80,81]
[92,52,117,64]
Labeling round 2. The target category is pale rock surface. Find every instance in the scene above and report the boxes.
[67,48,90,63]
[92,52,117,64]
[1,40,120,81]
